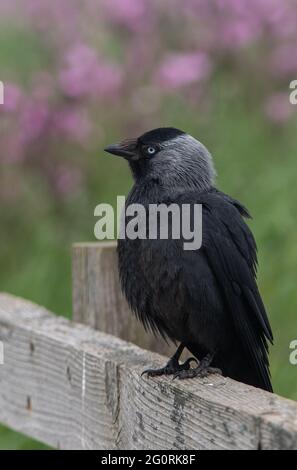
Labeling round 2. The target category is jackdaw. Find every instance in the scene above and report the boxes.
[105,127,273,392]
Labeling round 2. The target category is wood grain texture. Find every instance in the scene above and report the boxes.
[72,242,175,357]
[0,293,297,450]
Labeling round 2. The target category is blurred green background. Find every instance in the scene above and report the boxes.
[0,0,297,449]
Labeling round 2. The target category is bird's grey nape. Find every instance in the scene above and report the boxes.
[135,134,216,193]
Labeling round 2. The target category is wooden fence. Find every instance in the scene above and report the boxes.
[0,241,296,450]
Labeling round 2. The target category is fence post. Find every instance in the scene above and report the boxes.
[72,241,174,356]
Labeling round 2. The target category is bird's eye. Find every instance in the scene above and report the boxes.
[143,146,157,156]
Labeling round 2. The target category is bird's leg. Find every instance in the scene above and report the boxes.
[142,344,198,378]
[173,352,222,380]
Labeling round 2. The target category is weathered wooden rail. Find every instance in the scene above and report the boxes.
[0,241,296,450]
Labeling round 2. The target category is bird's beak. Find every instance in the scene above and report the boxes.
[104,139,137,160]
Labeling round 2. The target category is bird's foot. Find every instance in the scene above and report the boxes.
[141,356,198,378]
[173,366,222,380]
[172,352,221,380]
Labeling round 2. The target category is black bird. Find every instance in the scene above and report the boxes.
[105,127,273,392]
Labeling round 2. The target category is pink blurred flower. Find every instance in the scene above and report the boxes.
[270,44,297,77]
[20,100,50,143]
[59,44,98,98]
[155,52,212,89]
[24,0,81,41]
[261,1,297,39]
[93,63,123,97]
[59,44,123,99]
[101,0,150,32]
[53,107,92,143]
[264,93,293,124]
[220,19,261,48]
[65,43,98,71]
[1,83,22,112]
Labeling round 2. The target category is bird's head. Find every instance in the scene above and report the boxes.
[104,127,216,191]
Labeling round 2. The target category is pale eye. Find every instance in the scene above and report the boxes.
[146,146,156,155]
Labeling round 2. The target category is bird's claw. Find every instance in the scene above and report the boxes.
[173,366,222,380]
[141,356,198,378]
[141,367,167,378]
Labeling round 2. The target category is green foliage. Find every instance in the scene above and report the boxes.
[0,425,50,450]
[0,24,52,84]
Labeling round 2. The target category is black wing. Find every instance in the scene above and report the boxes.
[200,190,273,391]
